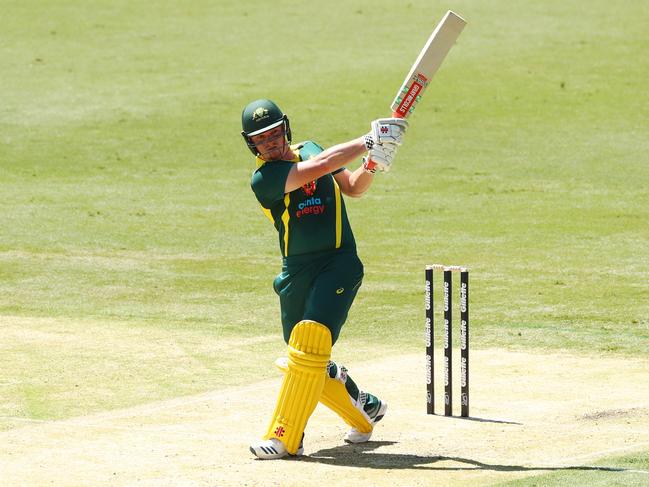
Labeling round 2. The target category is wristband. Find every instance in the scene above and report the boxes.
[364,134,375,151]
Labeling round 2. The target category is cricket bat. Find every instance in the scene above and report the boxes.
[390,10,466,119]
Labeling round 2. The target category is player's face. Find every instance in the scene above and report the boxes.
[251,125,288,161]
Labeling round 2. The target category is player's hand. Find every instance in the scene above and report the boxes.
[365,117,409,148]
[364,143,397,173]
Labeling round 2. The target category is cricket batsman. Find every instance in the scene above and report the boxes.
[242,99,407,459]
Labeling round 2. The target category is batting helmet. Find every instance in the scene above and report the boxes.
[241,99,292,156]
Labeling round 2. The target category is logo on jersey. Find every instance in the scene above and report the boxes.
[296,197,325,218]
[302,179,317,196]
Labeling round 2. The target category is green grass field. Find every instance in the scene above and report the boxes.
[1,0,648,484]
[494,450,649,487]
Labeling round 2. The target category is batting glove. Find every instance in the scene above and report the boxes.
[365,117,409,149]
[364,143,397,173]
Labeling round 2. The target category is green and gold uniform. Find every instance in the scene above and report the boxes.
[251,141,364,344]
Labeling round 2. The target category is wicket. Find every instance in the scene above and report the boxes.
[425,264,469,417]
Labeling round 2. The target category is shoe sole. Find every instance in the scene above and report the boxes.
[250,445,304,459]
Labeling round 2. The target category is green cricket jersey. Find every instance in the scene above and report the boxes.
[250,141,356,259]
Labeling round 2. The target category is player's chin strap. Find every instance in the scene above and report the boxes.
[255,137,292,166]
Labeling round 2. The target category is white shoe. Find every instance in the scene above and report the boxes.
[250,436,304,459]
[344,400,388,444]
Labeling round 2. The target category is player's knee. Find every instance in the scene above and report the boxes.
[288,320,332,369]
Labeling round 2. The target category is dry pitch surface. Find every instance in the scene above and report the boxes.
[2,350,648,486]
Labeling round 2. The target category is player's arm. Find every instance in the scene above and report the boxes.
[336,134,404,197]
[334,166,374,198]
[284,137,366,193]
[284,118,408,193]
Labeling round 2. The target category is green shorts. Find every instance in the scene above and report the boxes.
[273,249,364,345]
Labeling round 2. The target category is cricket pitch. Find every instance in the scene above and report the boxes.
[2,350,648,486]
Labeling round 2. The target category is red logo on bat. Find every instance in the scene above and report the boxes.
[397,73,428,116]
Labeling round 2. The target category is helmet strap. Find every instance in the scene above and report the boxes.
[283,115,292,144]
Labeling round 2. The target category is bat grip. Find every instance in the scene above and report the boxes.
[365,111,405,170]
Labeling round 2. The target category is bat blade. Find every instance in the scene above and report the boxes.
[390,10,466,119]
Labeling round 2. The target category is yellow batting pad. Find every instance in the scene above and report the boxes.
[274,359,372,435]
[319,376,372,434]
[264,321,331,454]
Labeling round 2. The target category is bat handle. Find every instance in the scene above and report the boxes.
[365,111,406,170]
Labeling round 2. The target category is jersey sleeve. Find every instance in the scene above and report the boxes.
[250,162,293,208]
[300,141,344,175]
